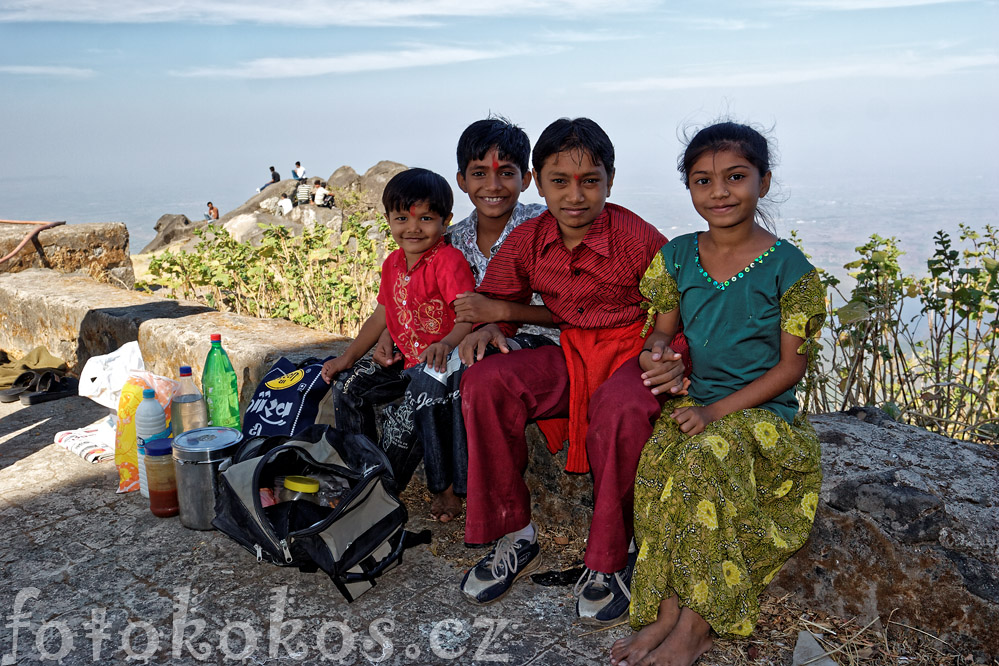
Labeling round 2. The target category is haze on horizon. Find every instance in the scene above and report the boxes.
[1,0,996,253]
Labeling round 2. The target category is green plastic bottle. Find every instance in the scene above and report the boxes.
[202,333,240,428]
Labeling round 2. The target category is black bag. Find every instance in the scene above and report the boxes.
[242,357,332,439]
[213,425,418,601]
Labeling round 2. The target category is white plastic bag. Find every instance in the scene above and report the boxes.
[78,341,145,410]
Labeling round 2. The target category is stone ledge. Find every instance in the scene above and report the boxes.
[0,222,134,287]
[0,268,350,409]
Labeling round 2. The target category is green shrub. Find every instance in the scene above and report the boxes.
[803,224,998,444]
[141,204,396,337]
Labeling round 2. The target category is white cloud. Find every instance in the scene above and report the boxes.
[588,51,999,92]
[172,43,551,78]
[673,17,769,30]
[0,64,94,77]
[0,0,653,26]
[778,0,971,9]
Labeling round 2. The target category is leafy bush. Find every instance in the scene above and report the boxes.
[803,224,999,443]
[141,202,396,337]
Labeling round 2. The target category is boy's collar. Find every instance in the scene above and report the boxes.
[400,236,447,272]
[540,206,612,257]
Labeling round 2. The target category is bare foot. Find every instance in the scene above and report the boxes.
[430,486,462,523]
[610,596,680,666]
[634,607,712,666]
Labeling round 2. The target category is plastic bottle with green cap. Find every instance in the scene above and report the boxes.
[202,333,240,429]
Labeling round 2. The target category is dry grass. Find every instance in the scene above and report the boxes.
[400,484,994,666]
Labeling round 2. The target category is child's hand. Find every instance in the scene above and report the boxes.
[320,357,352,384]
[458,324,508,366]
[670,405,717,436]
[372,329,402,367]
[419,342,453,372]
[454,292,507,324]
[639,342,686,396]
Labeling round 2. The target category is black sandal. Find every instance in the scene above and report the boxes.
[0,371,41,403]
[19,372,78,405]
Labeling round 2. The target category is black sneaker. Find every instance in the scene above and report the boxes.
[573,547,637,625]
[460,533,541,605]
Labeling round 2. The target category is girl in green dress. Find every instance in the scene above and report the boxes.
[611,122,825,666]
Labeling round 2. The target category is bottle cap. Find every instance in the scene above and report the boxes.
[179,365,192,376]
[284,475,320,493]
[145,439,173,457]
[142,388,156,399]
[210,333,222,342]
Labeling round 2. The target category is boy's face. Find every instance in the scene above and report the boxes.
[387,200,452,267]
[533,149,614,236]
[456,148,532,226]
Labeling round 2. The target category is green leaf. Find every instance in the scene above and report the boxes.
[836,300,870,324]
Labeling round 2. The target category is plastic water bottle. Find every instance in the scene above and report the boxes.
[135,388,171,499]
[202,333,240,428]
[171,365,208,435]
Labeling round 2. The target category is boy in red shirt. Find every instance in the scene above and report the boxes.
[457,118,687,624]
[321,169,475,498]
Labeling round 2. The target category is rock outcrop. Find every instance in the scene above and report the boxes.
[360,161,407,212]
[139,214,207,254]
[328,165,360,191]
[137,162,405,255]
[0,221,134,288]
[772,408,998,658]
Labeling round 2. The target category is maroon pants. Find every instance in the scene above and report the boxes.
[461,346,665,573]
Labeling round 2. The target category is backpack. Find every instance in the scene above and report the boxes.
[213,425,422,601]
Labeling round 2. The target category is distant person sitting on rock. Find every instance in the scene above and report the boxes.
[204,202,219,221]
[277,193,293,216]
[293,161,306,181]
[313,180,331,207]
[296,179,312,206]
[258,166,280,192]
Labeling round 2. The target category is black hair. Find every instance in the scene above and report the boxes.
[269,166,275,171]
[456,116,532,175]
[206,201,213,206]
[532,117,615,175]
[382,168,453,218]
[679,121,777,228]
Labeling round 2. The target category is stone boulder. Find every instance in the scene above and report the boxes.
[0,222,134,288]
[288,204,344,236]
[222,211,299,246]
[139,214,207,254]
[328,165,360,191]
[772,409,998,658]
[216,180,300,227]
[360,161,407,211]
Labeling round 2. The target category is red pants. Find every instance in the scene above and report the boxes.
[461,346,665,573]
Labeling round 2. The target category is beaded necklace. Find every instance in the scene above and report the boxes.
[694,233,783,291]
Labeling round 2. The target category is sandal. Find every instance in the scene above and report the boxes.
[19,372,78,405]
[0,371,40,403]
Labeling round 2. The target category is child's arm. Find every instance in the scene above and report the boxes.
[671,330,807,436]
[453,292,555,326]
[320,305,388,383]
[418,322,474,372]
[639,308,686,396]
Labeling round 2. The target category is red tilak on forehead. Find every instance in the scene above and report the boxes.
[573,173,581,182]
[492,159,499,170]
[409,205,418,218]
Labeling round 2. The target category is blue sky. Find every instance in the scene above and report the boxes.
[0,0,996,258]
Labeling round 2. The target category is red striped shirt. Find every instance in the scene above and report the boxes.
[477,203,667,335]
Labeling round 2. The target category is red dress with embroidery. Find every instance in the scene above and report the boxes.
[377,238,475,368]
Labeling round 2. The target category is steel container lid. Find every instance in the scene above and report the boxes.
[172,427,242,463]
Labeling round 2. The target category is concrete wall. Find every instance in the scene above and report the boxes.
[0,268,350,409]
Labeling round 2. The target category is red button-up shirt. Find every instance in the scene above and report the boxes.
[377,238,475,368]
[477,203,667,336]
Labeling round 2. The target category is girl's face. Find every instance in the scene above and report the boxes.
[688,149,770,231]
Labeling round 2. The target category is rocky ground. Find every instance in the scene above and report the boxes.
[2,394,992,665]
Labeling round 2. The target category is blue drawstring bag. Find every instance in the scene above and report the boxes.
[242,357,333,438]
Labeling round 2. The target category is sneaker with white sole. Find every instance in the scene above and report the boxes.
[460,534,541,605]
[573,547,637,625]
